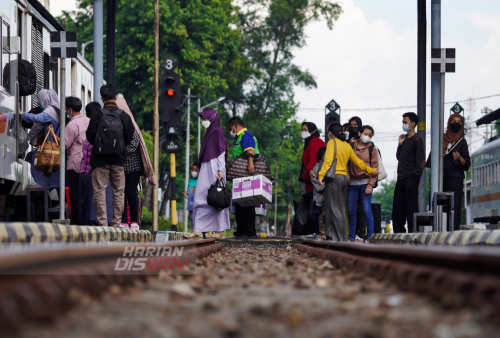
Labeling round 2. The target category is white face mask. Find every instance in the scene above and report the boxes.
[344,131,350,140]
[360,135,371,144]
[202,120,211,129]
[230,129,237,138]
[301,131,311,139]
[191,171,198,178]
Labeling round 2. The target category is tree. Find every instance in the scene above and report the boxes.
[372,179,396,221]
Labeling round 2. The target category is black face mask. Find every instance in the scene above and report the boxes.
[450,123,462,133]
[349,126,359,134]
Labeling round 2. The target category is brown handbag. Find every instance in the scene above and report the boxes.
[34,128,60,176]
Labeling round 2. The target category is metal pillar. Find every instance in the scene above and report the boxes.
[59,58,66,220]
[417,0,427,213]
[274,161,278,236]
[152,0,159,231]
[184,88,191,228]
[430,0,441,202]
[171,152,177,231]
[198,98,201,155]
[106,0,116,86]
[93,0,103,102]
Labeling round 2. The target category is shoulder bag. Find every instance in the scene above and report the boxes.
[227,153,273,181]
[323,139,337,182]
[207,179,232,211]
[34,128,60,176]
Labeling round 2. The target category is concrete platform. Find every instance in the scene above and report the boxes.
[370,230,500,246]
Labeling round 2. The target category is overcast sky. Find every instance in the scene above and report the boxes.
[49,0,500,181]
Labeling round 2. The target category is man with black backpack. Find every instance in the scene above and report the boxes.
[86,84,135,227]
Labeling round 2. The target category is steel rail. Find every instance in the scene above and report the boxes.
[297,240,500,319]
[301,240,500,276]
[0,239,224,333]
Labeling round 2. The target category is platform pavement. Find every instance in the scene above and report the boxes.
[370,230,500,246]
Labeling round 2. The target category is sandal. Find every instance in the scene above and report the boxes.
[183,232,203,239]
[208,232,225,239]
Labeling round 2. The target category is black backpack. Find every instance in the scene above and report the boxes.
[18,59,37,96]
[95,108,126,155]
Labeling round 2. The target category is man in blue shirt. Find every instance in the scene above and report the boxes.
[227,117,260,238]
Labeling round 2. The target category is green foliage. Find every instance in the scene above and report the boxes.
[141,207,186,232]
[372,179,396,221]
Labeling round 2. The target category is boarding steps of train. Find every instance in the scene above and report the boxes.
[413,192,454,232]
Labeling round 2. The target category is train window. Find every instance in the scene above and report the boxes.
[2,21,10,94]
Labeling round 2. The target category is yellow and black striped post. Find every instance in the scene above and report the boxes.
[171,152,177,231]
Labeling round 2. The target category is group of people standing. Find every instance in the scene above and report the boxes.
[183,110,260,239]
[20,84,155,229]
[300,119,379,242]
[300,111,470,242]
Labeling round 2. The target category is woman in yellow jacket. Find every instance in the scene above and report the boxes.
[318,123,378,241]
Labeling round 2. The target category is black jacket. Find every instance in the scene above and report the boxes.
[426,138,470,179]
[396,133,425,179]
[86,102,135,169]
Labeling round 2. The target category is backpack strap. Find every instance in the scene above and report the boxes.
[368,143,374,167]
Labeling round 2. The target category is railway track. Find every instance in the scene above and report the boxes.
[0,239,499,337]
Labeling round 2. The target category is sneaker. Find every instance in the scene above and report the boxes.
[120,223,129,229]
[129,223,140,230]
[365,240,369,244]
[355,235,364,243]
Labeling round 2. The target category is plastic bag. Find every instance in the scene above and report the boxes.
[292,194,315,236]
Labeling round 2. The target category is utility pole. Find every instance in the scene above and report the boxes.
[106,0,116,86]
[184,88,191,228]
[93,0,103,102]
[430,0,441,205]
[417,0,427,214]
[152,0,160,231]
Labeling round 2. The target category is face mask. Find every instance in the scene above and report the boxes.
[402,124,412,132]
[344,131,350,140]
[191,172,198,178]
[230,130,237,138]
[202,120,211,129]
[67,115,72,121]
[360,135,371,143]
[40,105,44,110]
[301,131,311,139]
[349,126,359,134]
[450,122,462,133]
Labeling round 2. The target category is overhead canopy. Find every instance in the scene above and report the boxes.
[476,107,500,126]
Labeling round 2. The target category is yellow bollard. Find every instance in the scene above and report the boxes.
[386,222,391,234]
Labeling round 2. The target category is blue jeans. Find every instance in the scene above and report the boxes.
[347,184,374,241]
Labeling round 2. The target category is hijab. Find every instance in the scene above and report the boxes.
[348,116,362,140]
[28,89,61,142]
[444,113,463,154]
[197,108,227,164]
[302,122,320,148]
[116,95,156,187]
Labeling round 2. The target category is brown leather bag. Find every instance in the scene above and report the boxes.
[34,128,60,176]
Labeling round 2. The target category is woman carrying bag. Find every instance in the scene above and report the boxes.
[426,113,470,231]
[20,89,61,198]
[190,108,230,239]
[317,123,378,242]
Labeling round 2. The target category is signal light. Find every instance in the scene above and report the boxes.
[167,89,174,96]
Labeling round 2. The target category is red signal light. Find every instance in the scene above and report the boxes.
[167,89,174,96]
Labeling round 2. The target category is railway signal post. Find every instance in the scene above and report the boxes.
[161,56,182,231]
[325,99,340,143]
[50,31,77,222]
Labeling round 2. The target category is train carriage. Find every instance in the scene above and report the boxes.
[470,137,500,224]
[0,0,94,220]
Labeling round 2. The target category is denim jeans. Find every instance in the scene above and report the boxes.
[347,184,374,241]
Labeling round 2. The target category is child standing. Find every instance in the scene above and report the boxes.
[310,147,327,240]
[183,162,200,236]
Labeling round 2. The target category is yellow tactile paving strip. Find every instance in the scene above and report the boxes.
[0,223,154,243]
[371,230,500,246]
